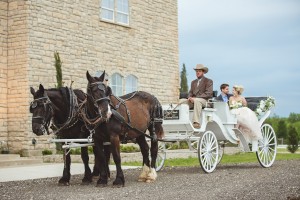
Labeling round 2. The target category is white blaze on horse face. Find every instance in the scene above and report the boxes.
[107,104,112,119]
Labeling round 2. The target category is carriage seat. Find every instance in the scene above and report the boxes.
[245,97,268,111]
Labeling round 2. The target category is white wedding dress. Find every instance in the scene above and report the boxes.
[230,101,263,143]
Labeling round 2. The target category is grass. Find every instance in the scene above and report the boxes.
[122,152,300,167]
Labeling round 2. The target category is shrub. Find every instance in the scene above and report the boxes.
[120,145,139,153]
[287,125,299,153]
[42,149,53,155]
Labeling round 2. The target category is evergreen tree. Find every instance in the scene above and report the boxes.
[180,63,188,92]
[277,120,287,140]
[53,51,63,150]
[287,125,299,153]
[54,51,63,88]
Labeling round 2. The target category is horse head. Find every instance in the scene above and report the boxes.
[30,84,53,135]
[86,70,112,121]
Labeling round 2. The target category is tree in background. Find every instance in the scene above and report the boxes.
[53,51,63,150]
[54,51,63,88]
[277,120,287,141]
[287,125,299,153]
[288,112,300,123]
[180,63,188,93]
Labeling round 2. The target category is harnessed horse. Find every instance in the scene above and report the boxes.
[30,84,110,185]
[84,71,164,187]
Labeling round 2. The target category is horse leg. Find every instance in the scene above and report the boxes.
[135,135,151,182]
[146,124,158,183]
[94,140,109,187]
[58,148,71,186]
[80,146,93,184]
[91,145,100,177]
[104,143,111,179]
[110,135,125,187]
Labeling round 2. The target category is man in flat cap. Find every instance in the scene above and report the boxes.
[184,64,213,129]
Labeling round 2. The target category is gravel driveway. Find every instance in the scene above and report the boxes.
[1,160,299,200]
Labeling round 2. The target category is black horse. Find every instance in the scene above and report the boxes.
[30,84,110,185]
[84,71,164,187]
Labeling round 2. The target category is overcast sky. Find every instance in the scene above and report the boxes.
[178,0,300,117]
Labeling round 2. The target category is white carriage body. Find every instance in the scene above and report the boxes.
[161,98,277,172]
[162,102,252,150]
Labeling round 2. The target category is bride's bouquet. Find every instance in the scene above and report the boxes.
[229,101,243,109]
[255,96,275,116]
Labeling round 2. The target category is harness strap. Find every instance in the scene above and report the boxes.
[111,109,164,142]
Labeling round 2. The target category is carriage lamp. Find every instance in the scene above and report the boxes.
[32,138,37,145]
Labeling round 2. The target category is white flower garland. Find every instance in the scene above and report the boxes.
[255,96,275,116]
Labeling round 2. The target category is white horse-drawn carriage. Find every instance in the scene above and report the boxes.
[155,97,277,173]
[48,95,276,174]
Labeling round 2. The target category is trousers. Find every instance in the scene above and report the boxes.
[179,98,207,124]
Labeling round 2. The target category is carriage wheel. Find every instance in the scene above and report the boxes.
[198,130,219,173]
[217,142,225,165]
[155,142,166,171]
[256,124,277,168]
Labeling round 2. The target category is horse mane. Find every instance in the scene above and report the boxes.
[120,91,148,100]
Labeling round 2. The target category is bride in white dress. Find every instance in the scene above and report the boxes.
[229,85,262,146]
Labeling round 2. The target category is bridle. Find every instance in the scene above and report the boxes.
[30,95,53,135]
[87,81,110,118]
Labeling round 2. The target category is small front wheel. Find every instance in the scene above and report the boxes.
[198,130,219,173]
[256,124,277,168]
[155,142,166,171]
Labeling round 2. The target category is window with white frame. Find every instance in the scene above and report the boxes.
[111,73,123,96]
[100,0,129,25]
[125,75,138,94]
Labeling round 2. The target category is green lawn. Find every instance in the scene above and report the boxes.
[122,152,300,167]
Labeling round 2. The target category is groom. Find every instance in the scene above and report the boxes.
[216,83,232,102]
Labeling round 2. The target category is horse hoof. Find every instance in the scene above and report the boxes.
[145,179,155,183]
[112,183,124,188]
[82,177,93,184]
[96,183,107,188]
[81,180,92,185]
[58,182,70,186]
[96,179,108,187]
[113,180,125,187]
[137,178,146,182]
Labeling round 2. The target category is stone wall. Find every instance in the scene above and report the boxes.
[2,0,179,154]
[0,0,8,150]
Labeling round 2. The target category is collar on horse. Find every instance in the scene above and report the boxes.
[50,87,81,134]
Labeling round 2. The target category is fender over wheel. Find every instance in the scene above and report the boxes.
[198,130,219,173]
[256,124,277,168]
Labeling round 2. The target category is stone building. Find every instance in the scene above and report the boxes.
[0,0,179,155]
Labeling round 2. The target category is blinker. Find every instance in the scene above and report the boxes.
[31,101,37,109]
[98,84,106,91]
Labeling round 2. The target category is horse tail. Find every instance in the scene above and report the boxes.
[151,95,164,139]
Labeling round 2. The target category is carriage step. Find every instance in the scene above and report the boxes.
[0,154,43,167]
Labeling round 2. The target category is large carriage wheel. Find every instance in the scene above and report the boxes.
[198,130,219,173]
[256,124,277,168]
[155,141,166,171]
[217,142,225,165]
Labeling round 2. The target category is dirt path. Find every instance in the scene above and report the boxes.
[1,160,299,200]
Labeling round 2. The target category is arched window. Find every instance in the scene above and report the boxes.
[111,73,123,96]
[125,75,138,94]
